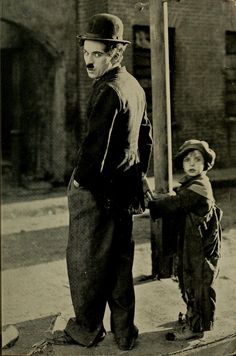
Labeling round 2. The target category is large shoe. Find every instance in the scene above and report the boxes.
[48,330,77,345]
[91,327,107,346]
[50,327,106,347]
[115,326,139,351]
[178,312,188,325]
[166,325,203,341]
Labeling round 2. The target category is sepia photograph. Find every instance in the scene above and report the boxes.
[1,0,236,355]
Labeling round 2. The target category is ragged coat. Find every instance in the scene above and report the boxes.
[149,173,221,332]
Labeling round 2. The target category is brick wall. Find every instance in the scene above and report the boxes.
[167,0,236,167]
[77,0,236,169]
[91,0,236,167]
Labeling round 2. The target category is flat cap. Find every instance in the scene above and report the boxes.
[175,139,216,171]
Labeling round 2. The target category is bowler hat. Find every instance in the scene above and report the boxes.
[77,13,131,45]
[174,139,216,171]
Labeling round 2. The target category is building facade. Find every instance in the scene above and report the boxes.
[1,0,236,187]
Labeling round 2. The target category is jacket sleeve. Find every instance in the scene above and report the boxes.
[148,189,211,220]
[138,108,153,174]
[74,86,120,188]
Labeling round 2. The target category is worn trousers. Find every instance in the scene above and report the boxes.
[178,230,219,332]
[65,179,135,346]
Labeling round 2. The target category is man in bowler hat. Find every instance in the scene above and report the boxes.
[65,13,152,350]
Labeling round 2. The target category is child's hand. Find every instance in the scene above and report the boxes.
[168,190,176,196]
[152,193,167,199]
[142,175,154,208]
[153,191,176,199]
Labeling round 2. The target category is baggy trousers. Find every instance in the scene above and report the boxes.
[65,179,135,346]
[178,224,219,332]
[179,257,218,332]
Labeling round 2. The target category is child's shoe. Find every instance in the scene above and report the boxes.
[166,325,203,341]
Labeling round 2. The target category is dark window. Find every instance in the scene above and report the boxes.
[226,31,236,54]
[225,32,236,118]
[1,49,15,161]
[133,25,176,123]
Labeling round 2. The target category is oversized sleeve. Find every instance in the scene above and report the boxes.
[148,189,211,220]
[74,86,120,188]
[138,108,153,174]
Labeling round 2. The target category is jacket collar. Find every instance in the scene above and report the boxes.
[93,65,125,86]
[179,173,204,186]
[179,172,214,201]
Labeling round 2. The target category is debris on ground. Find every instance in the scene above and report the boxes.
[44,313,69,341]
[27,340,53,355]
[2,324,19,349]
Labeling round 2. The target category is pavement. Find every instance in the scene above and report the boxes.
[1,169,236,355]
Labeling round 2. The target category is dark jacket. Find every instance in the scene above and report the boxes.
[74,66,152,212]
[149,173,222,332]
[149,173,219,258]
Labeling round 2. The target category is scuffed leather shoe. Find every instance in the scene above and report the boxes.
[91,327,107,346]
[115,325,139,351]
[166,325,203,341]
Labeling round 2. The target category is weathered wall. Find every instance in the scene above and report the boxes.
[1,0,77,182]
[168,0,236,167]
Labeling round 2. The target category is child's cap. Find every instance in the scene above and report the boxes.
[174,139,216,171]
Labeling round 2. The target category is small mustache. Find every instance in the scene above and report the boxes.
[86,64,94,69]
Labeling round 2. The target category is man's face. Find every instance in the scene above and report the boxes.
[183,150,205,177]
[83,40,113,79]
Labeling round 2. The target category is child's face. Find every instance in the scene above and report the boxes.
[183,150,205,177]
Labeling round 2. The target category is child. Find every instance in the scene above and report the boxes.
[148,139,222,341]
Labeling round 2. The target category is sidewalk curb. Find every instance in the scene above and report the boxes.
[165,333,236,356]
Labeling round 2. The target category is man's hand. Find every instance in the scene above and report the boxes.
[117,149,138,171]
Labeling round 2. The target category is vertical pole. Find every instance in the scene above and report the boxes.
[149,0,173,277]
[149,0,168,193]
[163,1,173,193]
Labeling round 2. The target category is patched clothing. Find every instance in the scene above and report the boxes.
[149,173,222,332]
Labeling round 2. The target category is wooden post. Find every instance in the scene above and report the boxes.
[149,0,173,278]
